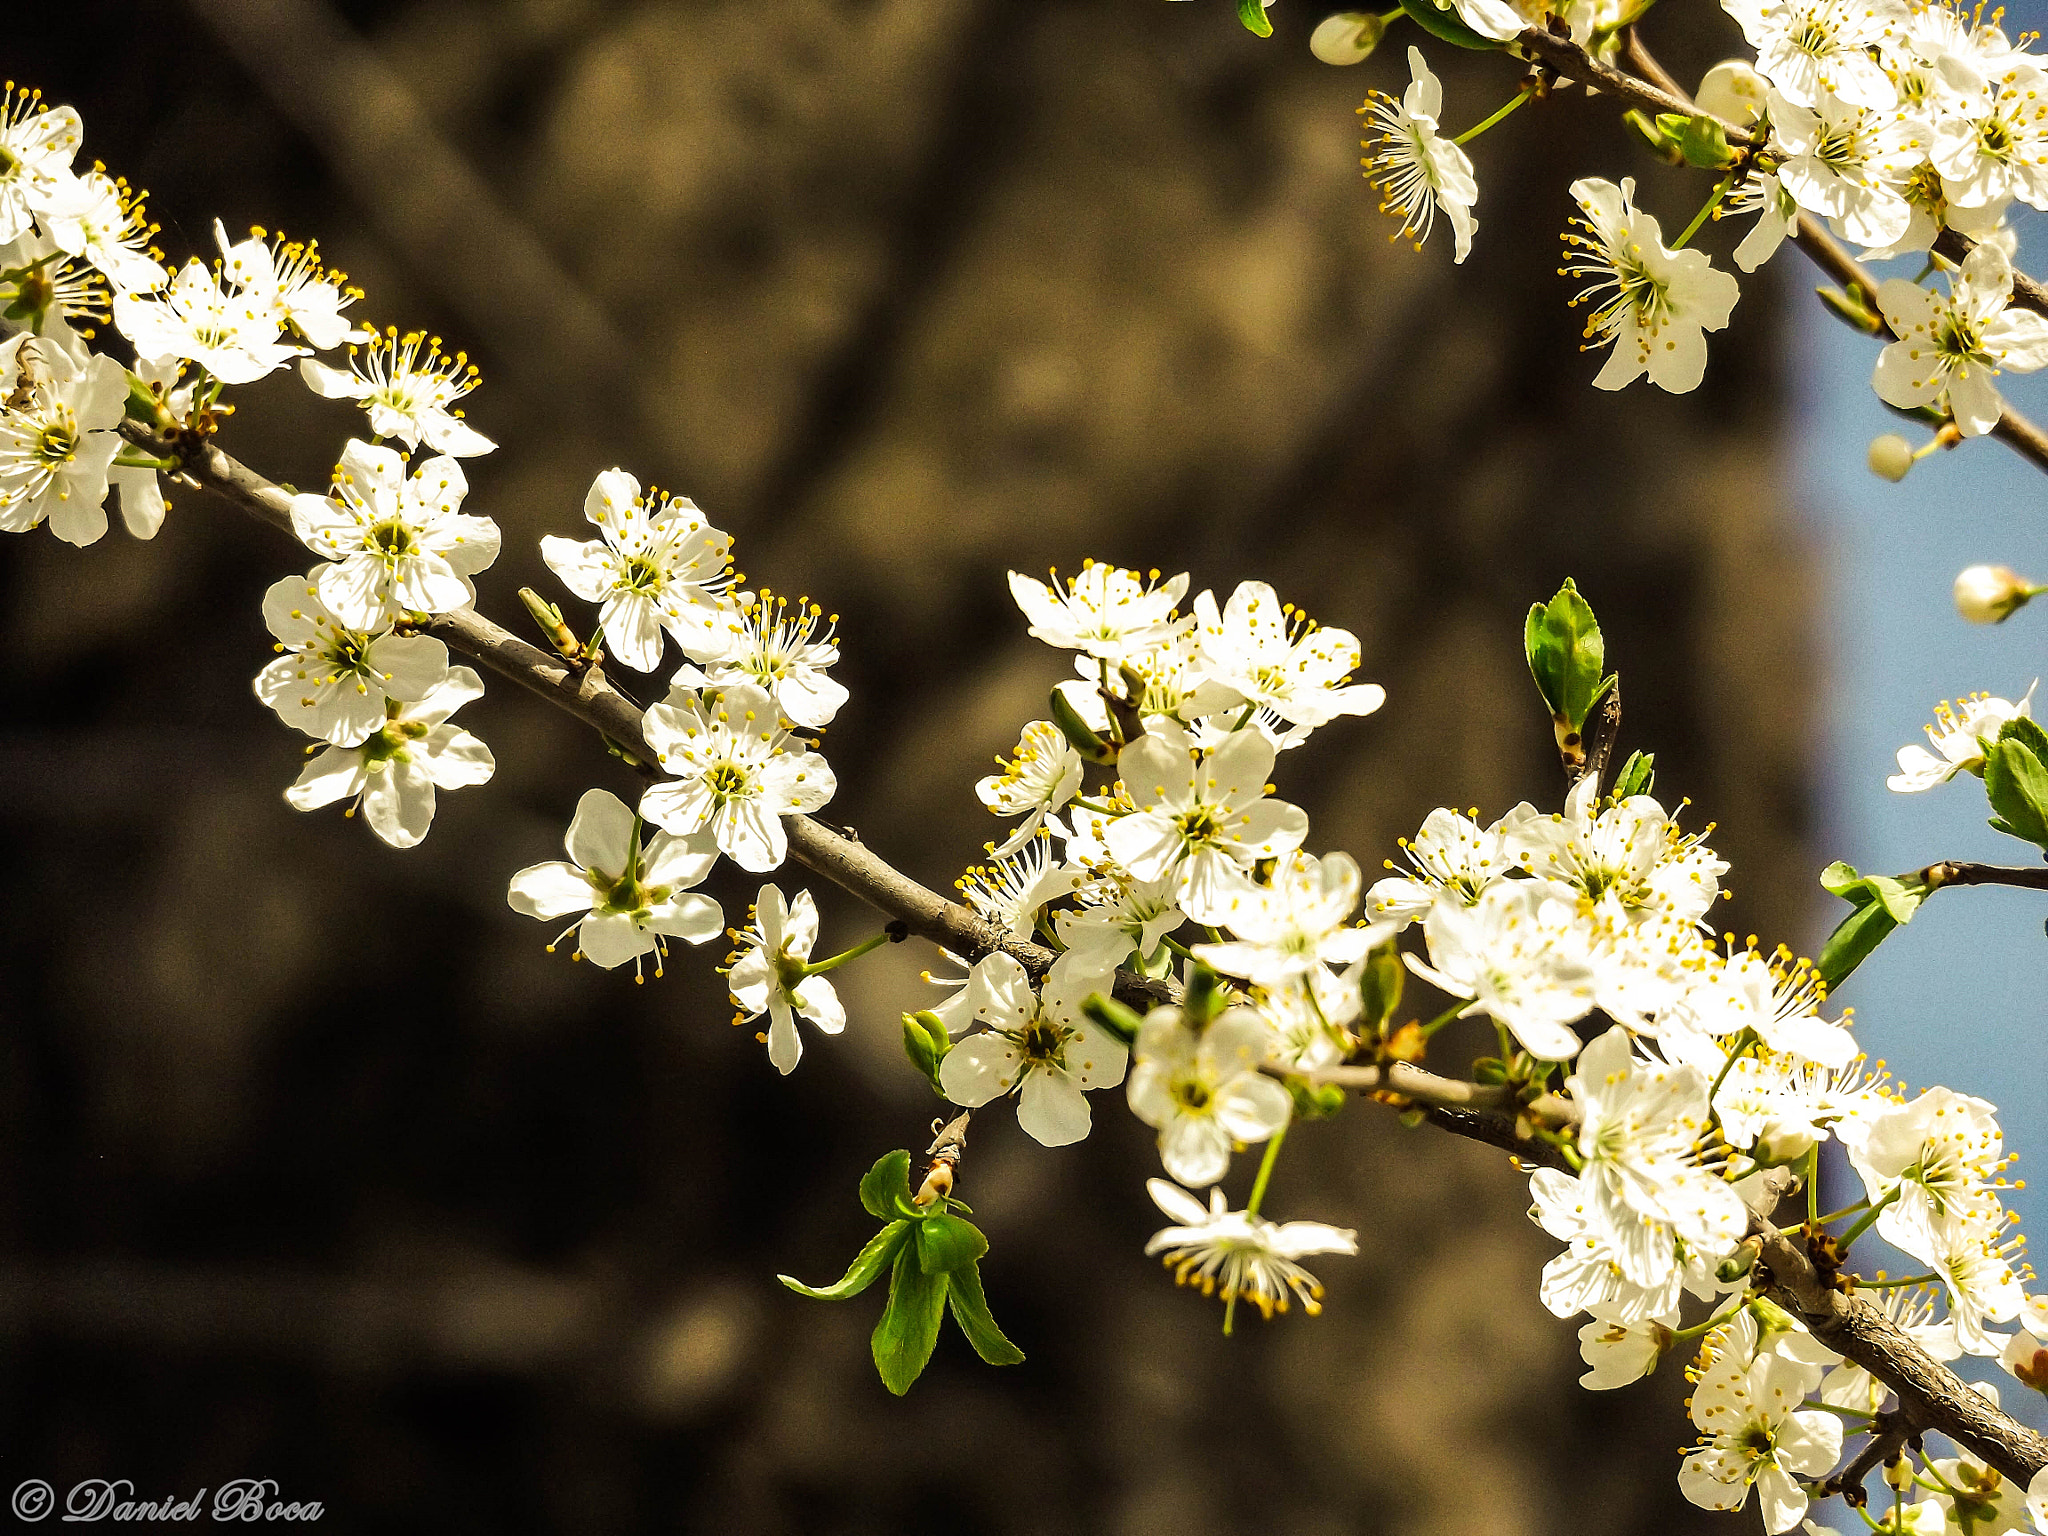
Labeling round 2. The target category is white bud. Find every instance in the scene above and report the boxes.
[1695,60,1765,126]
[1868,434,1915,482]
[1310,10,1385,64]
[1953,563,2037,624]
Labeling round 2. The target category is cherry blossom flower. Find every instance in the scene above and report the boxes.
[1195,850,1388,988]
[1661,948,1855,1068]
[671,589,845,727]
[1888,683,2037,791]
[726,884,846,1073]
[639,682,835,872]
[0,330,125,545]
[253,571,451,745]
[113,257,306,385]
[1730,0,1906,110]
[1576,1307,1678,1389]
[954,836,1084,943]
[289,439,500,629]
[1677,1347,1844,1531]
[283,666,495,849]
[1104,728,1307,924]
[1568,1027,1749,1293]
[1873,242,2048,436]
[1528,1165,1712,1322]
[1126,1005,1291,1186]
[214,220,365,351]
[541,469,734,673]
[938,953,1127,1146]
[1008,561,1189,662]
[300,327,493,455]
[1143,1180,1357,1319]
[1188,580,1386,741]
[1051,872,1185,988]
[1844,1085,2009,1258]
[1916,1449,2035,1535]
[1505,776,1727,928]
[41,169,163,295]
[1766,90,1923,250]
[1409,881,1598,1060]
[507,788,722,975]
[1358,48,1479,264]
[1366,804,1521,927]
[1562,177,1740,394]
[1930,58,2048,211]
[976,720,1084,857]
[0,86,81,244]
[1730,171,1800,272]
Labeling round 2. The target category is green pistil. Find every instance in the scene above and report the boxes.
[33,420,76,466]
[620,554,662,594]
[368,519,416,558]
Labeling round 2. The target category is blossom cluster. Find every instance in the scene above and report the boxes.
[1349,0,2048,431]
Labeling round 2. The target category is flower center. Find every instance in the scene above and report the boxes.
[368,519,417,559]
[33,417,76,467]
[619,554,663,594]
[1171,1077,1213,1113]
[705,761,752,800]
[1020,1018,1067,1063]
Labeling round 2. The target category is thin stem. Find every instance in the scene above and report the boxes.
[802,930,893,976]
[1452,87,1530,147]
[111,450,180,471]
[1838,1187,1902,1251]
[1670,172,1735,250]
[1245,1120,1289,1220]
[1921,861,2048,892]
[1670,1299,1745,1342]
[1806,1401,1878,1421]
[1416,998,1469,1040]
[1707,1028,1757,1107]
[1070,796,1122,817]
[1852,1273,1939,1290]
[1814,1198,1871,1227]
[1806,1143,1821,1227]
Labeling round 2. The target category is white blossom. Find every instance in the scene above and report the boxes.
[283,666,495,849]
[1677,1347,1844,1531]
[1126,1005,1291,1185]
[0,330,126,544]
[1732,0,1906,110]
[1576,1307,1678,1389]
[955,836,1084,944]
[253,571,451,745]
[1008,561,1189,662]
[1888,683,2036,791]
[289,439,500,629]
[1408,881,1598,1060]
[214,220,365,351]
[1195,850,1388,988]
[671,590,845,728]
[506,788,722,975]
[41,169,163,294]
[0,86,81,243]
[1873,242,2048,437]
[1188,579,1386,740]
[300,327,493,455]
[1562,177,1740,394]
[938,952,1127,1146]
[976,719,1084,857]
[1366,804,1521,928]
[113,257,306,384]
[1104,728,1307,924]
[541,468,734,673]
[726,884,846,1073]
[1358,48,1479,264]
[1051,873,1185,988]
[639,682,835,872]
[1144,1179,1357,1319]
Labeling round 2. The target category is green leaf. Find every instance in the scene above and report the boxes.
[901,1013,948,1092]
[1395,0,1505,48]
[1985,728,2048,850]
[872,1245,950,1395]
[946,1259,1026,1367]
[1819,860,1867,899]
[1611,750,1655,801]
[1359,939,1403,1030]
[860,1149,914,1221]
[1524,579,1613,732]
[1816,899,1900,990]
[779,1221,910,1301]
[915,1212,989,1275]
[1678,115,1735,169]
[1236,0,1274,35]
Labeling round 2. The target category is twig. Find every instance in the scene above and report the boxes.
[1921,860,2048,892]
[140,417,2048,1494]
[1821,1408,1918,1503]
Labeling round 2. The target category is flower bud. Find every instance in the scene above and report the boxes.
[1868,433,1915,482]
[1953,563,2038,624]
[1695,60,1765,126]
[1746,1116,1818,1168]
[1310,10,1384,63]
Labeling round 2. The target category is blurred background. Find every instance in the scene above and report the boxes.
[6,0,2026,1531]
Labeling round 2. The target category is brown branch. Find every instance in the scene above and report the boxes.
[1922,860,2048,892]
[123,422,1178,1009]
[1821,1408,1917,1503]
[135,419,2047,1497]
[1519,27,2048,475]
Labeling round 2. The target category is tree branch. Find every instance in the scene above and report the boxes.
[1922,860,2048,892]
[143,415,2048,1495]
[123,422,1178,1008]
[1518,27,2048,476]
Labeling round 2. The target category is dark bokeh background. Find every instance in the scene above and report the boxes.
[3,2,1809,1531]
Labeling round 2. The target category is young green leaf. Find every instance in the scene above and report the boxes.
[901,1013,948,1093]
[1524,579,1614,733]
[1611,749,1656,801]
[859,1149,914,1221]
[915,1212,990,1275]
[1815,862,1932,987]
[946,1259,1026,1367]
[872,1245,950,1395]
[778,1221,911,1301]
[1986,721,2048,850]
[1236,0,1275,35]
